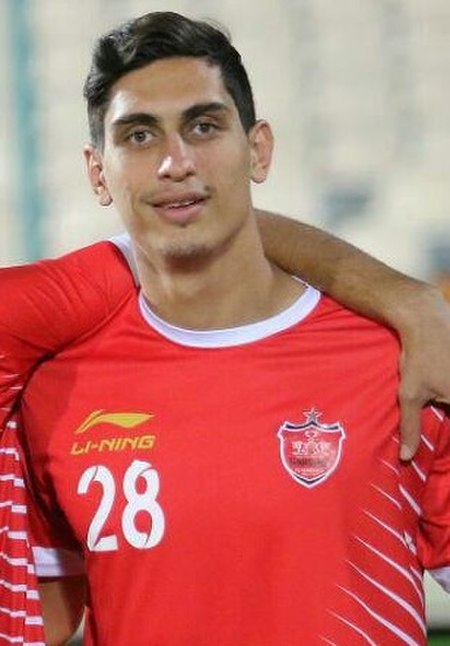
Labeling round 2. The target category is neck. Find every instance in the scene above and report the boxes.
[133,220,304,330]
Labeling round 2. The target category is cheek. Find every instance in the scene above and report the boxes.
[201,145,251,192]
[223,156,252,197]
[103,160,140,203]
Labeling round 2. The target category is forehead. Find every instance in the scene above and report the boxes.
[104,57,235,124]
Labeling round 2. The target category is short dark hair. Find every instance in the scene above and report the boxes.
[83,11,256,148]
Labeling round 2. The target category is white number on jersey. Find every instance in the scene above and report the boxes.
[77,459,165,552]
[78,465,118,552]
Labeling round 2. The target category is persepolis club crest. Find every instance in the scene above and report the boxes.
[277,409,346,488]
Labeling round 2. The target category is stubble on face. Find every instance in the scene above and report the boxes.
[133,198,252,275]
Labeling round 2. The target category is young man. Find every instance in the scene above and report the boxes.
[1,11,449,646]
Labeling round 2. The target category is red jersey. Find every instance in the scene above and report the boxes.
[20,282,450,646]
[0,238,134,644]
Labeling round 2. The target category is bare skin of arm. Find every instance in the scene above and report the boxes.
[38,576,86,646]
[257,211,450,459]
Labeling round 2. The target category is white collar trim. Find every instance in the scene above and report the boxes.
[138,285,321,348]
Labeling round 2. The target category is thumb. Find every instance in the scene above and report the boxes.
[398,393,422,461]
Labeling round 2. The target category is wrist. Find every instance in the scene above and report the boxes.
[383,280,445,336]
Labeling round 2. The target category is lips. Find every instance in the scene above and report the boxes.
[169,199,196,208]
[151,192,208,223]
[152,191,207,208]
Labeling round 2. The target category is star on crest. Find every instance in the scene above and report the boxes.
[303,408,322,424]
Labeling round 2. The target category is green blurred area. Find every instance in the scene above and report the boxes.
[429,633,450,645]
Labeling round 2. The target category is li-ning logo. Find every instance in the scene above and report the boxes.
[71,410,156,456]
[277,409,346,488]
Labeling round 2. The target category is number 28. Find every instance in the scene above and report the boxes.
[77,459,165,552]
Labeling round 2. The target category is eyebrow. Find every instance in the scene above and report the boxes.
[111,112,159,130]
[182,102,230,123]
[111,102,230,131]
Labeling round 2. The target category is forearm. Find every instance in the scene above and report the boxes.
[256,209,435,330]
[257,209,450,458]
[39,576,86,646]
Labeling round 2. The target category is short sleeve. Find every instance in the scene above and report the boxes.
[24,442,85,579]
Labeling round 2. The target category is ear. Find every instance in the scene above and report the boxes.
[83,145,112,206]
[248,120,274,184]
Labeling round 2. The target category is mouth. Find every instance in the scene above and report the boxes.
[151,193,208,223]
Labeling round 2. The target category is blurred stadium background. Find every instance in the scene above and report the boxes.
[0,0,449,642]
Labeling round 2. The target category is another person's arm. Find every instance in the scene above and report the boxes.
[0,239,135,426]
[257,211,450,459]
[25,444,88,646]
[38,576,86,646]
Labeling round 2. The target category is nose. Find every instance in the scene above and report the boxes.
[157,135,195,181]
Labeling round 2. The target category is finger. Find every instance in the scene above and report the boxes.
[398,394,422,461]
[431,395,450,405]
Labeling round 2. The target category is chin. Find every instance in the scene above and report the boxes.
[166,243,211,261]
[152,237,214,268]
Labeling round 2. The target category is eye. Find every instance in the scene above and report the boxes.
[190,121,219,136]
[126,128,154,146]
